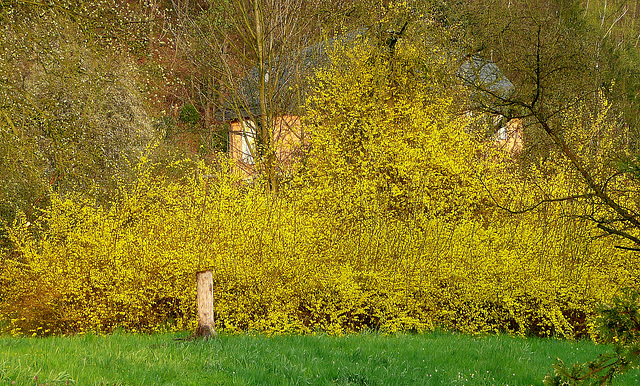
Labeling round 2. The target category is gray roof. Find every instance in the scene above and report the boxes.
[219,30,367,122]
[220,31,514,121]
[457,56,515,100]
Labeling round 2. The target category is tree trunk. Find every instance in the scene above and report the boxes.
[254,0,277,190]
[195,270,217,339]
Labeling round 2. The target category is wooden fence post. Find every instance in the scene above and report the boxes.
[195,270,217,339]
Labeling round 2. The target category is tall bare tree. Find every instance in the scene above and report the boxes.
[174,0,319,190]
[453,0,640,248]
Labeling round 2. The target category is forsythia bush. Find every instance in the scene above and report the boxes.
[300,35,503,223]
[1,38,637,338]
[0,156,635,337]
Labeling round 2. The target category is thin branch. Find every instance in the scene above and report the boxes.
[477,173,596,214]
[614,245,640,251]
[604,6,628,40]
[597,223,640,245]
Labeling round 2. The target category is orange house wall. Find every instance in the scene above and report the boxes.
[228,115,303,176]
[496,119,523,153]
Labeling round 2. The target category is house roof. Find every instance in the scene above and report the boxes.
[218,30,366,122]
[219,30,514,122]
[457,55,515,100]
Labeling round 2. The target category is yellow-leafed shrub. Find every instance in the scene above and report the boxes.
[299,36,503,223]
[0,156,636,337]
[1,39,638,339]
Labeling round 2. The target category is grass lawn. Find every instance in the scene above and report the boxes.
[1,331,639,385]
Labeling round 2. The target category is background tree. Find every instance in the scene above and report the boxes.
[0,1,165,242]
[173,0,319,190]
[580,0,640,150]
[445,0,640,248]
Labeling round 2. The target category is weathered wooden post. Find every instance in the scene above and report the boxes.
[195,270,217,339]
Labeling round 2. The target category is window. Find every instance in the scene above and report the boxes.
[241,120,256,165]
[494,115,509,141]
[497,125,509,141]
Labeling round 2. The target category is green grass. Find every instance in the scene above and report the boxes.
[0,331,639,385]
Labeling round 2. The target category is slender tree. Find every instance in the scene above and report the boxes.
[454,0,640,248]
[174,0,317,190]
